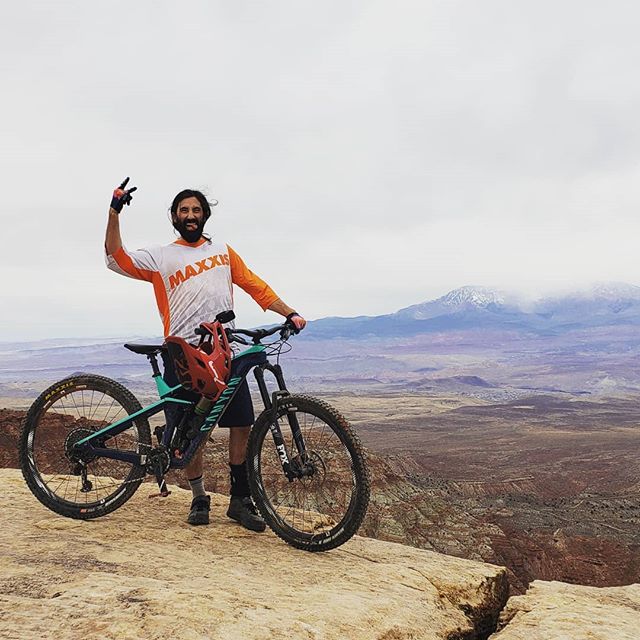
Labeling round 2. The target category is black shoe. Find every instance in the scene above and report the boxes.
[226,496,266,532]
[187,495,210,526]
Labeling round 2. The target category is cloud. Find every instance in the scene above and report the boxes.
[1,1,639,339]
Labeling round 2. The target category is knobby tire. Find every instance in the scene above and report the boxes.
[247,394,370,551]
[19,374,151,519]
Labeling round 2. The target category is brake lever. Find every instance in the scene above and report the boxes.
[280,326,292,340]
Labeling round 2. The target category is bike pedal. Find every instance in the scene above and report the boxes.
[148,490,172,498]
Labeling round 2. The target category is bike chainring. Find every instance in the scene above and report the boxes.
[145,446,171,476]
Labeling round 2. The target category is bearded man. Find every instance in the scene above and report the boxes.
[104,179,306,530]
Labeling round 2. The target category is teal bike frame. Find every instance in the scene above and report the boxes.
[71,337,303,494]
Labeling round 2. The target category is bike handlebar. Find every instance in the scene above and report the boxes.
[193,312,297,344]
[226,323,293,344]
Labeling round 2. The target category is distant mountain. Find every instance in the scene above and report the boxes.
[4,283,640,388]
[391,286,520,320]
[304,285,533,339]
[535,283,640,326]
[394,286,512,320]
[3,282,640,404]
[305,283,640,339]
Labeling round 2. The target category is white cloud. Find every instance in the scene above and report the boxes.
[1,0,639,339]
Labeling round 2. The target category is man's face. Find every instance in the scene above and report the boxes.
[173,196,207,243]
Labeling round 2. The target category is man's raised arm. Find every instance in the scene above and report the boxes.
[105,208,123,256]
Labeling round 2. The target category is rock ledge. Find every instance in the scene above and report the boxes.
[1,469,507,640]
[490,580,640,639]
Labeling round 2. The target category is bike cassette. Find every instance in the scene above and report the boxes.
[64,426,97,464]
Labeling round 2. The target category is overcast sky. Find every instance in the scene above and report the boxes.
[2,1,639,340]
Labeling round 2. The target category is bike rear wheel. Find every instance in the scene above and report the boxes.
[19,374,151,519]
[247,394,370,551]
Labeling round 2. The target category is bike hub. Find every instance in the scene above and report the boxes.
[291,451,326,481]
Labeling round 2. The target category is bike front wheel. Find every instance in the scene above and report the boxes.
[19,374,151,519]
[247,394,370,551]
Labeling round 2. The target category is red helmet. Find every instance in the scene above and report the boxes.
[165,321,232,400]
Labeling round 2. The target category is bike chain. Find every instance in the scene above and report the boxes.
[77,441,159,489]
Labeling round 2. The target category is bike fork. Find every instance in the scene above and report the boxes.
[254,364,306,479]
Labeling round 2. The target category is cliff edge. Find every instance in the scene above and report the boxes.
[2,468,639,639]
[492,580,640,639]
[0,468,507,640]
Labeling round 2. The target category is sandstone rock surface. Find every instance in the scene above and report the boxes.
[490,580,640,639]
[0,469,508,640]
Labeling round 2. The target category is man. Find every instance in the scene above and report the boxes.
[104,178,306,531]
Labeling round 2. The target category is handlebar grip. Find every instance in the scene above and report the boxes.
[194,327,207,336]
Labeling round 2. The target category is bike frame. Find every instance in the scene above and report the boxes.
[73,345,304,477]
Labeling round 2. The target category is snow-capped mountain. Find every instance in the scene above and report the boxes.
[395,286,513,321]
[305,282,640,339]
[440,286,507,308]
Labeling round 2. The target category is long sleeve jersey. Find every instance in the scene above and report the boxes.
[106,237,279,340]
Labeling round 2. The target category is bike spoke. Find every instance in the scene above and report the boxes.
[68,392,83,420]
[101,397,118,426]
[88,391,107,421]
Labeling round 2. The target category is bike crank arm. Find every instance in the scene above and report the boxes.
[146,447,171,498]
[150,469,170,498]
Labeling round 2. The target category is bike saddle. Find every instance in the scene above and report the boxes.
[124,343,166,355]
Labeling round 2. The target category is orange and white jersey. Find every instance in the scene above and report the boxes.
[105,237,278,340]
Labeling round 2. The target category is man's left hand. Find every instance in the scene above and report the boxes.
[286,312,306,333]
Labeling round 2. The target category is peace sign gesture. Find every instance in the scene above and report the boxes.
[110,177,138,214]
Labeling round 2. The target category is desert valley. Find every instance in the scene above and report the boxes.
[2,284,639,597]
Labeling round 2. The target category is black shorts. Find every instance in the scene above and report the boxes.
[161,351,255,427]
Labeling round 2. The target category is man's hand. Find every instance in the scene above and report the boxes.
[110,177,138,214]
[267,299,306,332]
[286,312,306,334]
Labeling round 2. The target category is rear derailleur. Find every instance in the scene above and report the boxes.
[71,461,93,493]
[65,426,97,493]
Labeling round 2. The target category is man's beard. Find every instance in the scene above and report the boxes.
[173,217,206,243]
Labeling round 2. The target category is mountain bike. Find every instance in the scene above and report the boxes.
[19,315,370,551]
